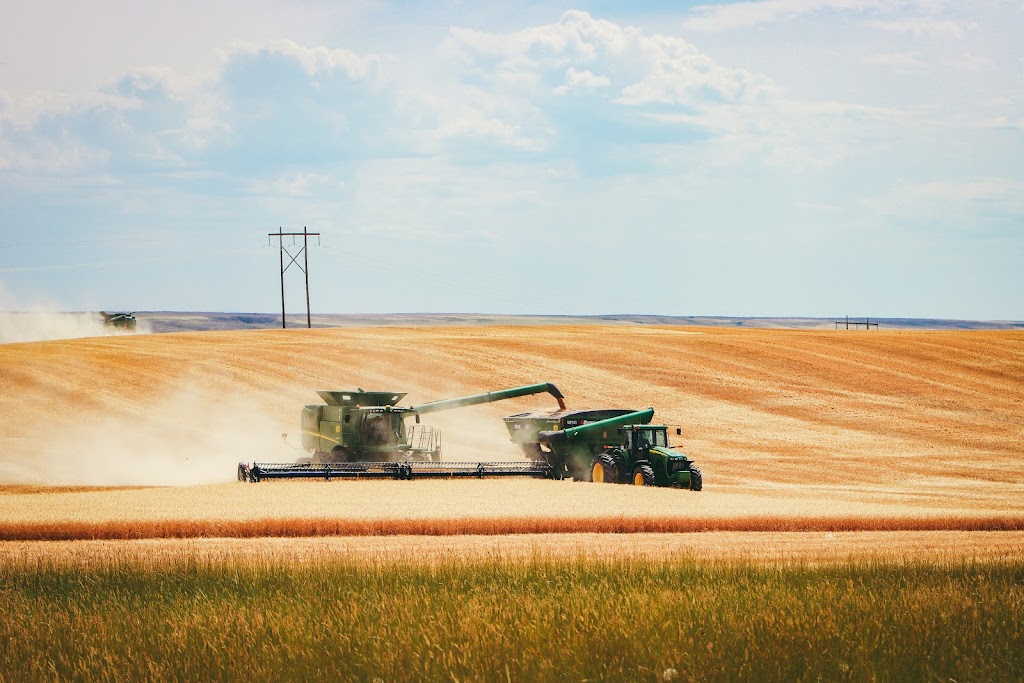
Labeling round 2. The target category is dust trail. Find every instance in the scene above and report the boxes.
[0,279,150,343]
[0,384,291,486]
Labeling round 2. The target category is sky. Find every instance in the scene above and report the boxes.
[0,0,1021,320]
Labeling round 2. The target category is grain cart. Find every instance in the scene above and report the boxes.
[238,382,565,482]
[505,408,702,489]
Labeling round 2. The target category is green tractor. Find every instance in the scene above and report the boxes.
[506,408,702,489]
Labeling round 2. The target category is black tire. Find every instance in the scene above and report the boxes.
[590,453,619,483]
[606,450,626,483]
[329,446,349,464]
[632,463,655,487]
[688,465,702,491]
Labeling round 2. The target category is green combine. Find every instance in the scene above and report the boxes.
[238,383,566,482]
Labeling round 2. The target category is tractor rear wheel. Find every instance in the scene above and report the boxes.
[688,465,703,491]
[632,464,655,487]
[590,454,619,484]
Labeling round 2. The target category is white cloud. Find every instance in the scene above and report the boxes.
[230,39,385,80]
[865,17,967,39]
[865,177,1024,221]
[444,11,904,170]
[553,67,611,95]
[682,0,891,32]
[864,51,926,71]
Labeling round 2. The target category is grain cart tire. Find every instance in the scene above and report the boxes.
[688,465,703,491]
[607,451,627,483]
[590,454,619,484]
[632,464,655,487]
[599,453,620,483]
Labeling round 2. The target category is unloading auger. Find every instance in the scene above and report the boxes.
[238,383,565,482]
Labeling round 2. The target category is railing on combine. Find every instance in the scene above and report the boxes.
[407,424,440,453]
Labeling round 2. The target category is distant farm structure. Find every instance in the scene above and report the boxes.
[835,316,878,330]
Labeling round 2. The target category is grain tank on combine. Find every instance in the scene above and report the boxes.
[504,408,702,489]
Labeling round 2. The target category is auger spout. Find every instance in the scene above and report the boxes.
[538,408,655,444]
[409,382,566,416]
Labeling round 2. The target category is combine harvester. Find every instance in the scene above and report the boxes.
[239,382,702,489]
[238,383,565,482]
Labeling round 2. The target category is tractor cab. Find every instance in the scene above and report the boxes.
[623,425,668,457]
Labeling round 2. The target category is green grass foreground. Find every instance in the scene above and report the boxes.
[1,556,1021,682]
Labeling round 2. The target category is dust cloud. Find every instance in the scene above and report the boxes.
[0,385,292,486]
[0,280,150,344]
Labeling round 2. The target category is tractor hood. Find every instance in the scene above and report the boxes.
[651,445,691,461]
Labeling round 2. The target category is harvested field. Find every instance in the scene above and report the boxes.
[0,325,1021,550]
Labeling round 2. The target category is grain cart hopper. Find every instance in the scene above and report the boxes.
[238,383,566,482]
[505,408,702,489]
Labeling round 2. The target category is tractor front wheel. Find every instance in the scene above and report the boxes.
[688,465,703,491]
[632,464,655,487]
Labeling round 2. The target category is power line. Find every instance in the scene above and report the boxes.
[269,227,320,329]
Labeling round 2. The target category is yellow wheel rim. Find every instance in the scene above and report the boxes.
[592,463,604,483]
[633,471,645,486]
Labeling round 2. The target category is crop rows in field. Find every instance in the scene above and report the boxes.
[2,513,1024,541]
[1,555,1021,682]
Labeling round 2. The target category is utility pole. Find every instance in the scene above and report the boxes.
[268,227,320,329]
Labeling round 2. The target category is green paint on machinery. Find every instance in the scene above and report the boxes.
[504,408,702,489]
[100,311,136,331]
[239,381,702,489]
[238,383,568,481]
[299,383,567,463]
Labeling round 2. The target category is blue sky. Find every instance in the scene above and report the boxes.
[0,1,1021,319]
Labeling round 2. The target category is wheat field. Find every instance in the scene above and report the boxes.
[0,325,1022,552]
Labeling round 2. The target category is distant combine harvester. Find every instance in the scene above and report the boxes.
[835,316,878,330]
[100,312,137,332]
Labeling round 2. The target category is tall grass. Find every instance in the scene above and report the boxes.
[1,555,1021,682]
[2,514,1023,541]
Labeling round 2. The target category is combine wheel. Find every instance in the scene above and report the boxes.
[632,464,655,487]
[688,465,702,491]
[329,446,349,464]
[590,453,619,484]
